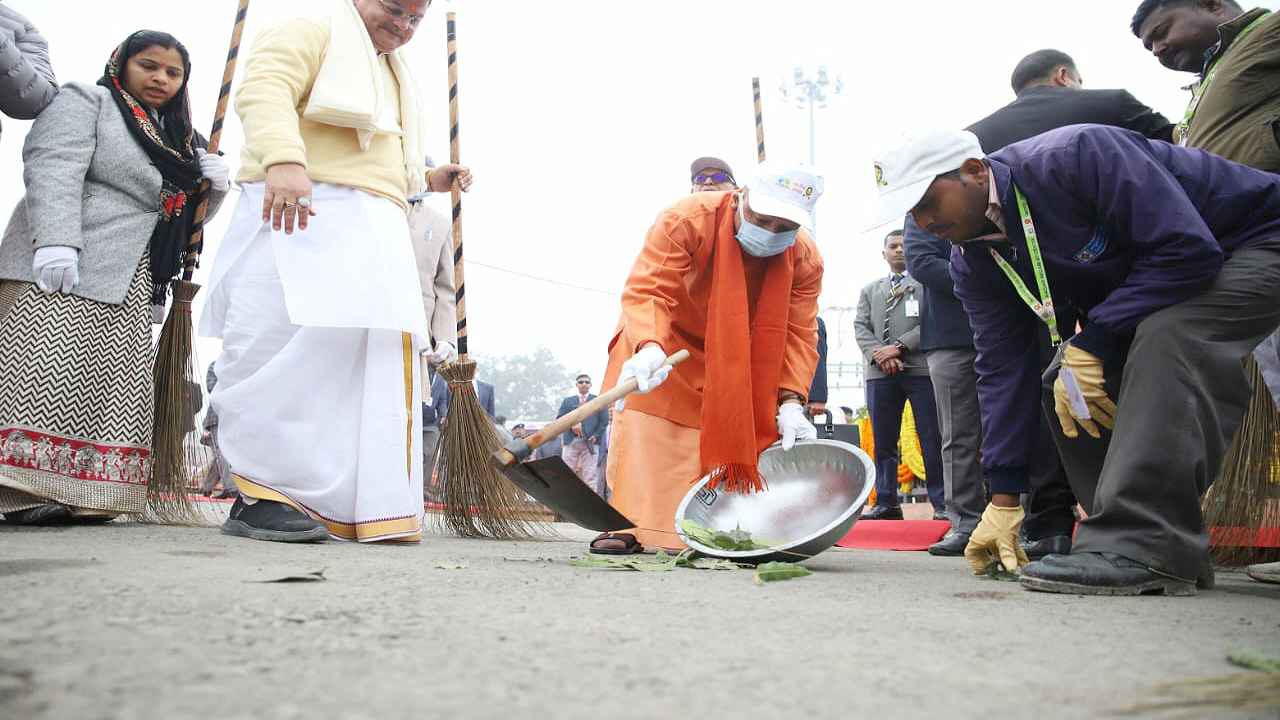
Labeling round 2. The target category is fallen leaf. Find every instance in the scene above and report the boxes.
[248,569,326,584]
[753,562,812,584]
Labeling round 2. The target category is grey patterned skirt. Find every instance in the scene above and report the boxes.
[0,256,153,513]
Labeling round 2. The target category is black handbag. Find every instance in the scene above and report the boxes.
[808,410,860,447]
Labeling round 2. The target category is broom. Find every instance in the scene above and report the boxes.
[436,12,543,539]
[148,0,251,523]
[753,77,766,163]
[1203,355,1280,567]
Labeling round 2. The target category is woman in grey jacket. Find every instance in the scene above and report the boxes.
[0,30,229,524]
[0,2,58,141]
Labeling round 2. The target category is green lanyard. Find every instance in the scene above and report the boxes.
[988,185,1061,347]
[1174,12,1271,146]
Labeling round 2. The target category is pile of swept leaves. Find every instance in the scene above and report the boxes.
[570,549,812,585]
[678,519,773,552]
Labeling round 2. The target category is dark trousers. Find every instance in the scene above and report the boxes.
[866,374,944,510]
[1041,241,1280,580]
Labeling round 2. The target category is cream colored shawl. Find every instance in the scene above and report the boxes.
[303,0,425,196]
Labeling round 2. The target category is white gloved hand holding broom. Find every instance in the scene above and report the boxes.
[615,343,673,411]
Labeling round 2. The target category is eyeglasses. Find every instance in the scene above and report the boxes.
[694,172,734,185]
[377,0,426,27]
[577,380,591,385]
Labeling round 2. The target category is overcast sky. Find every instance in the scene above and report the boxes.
[4,0,1276,414]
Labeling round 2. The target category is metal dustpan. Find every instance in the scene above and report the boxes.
[498,451,634,532]
[490,350,690,533]
[675,439,874,563]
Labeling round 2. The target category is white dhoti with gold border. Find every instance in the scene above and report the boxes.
[200,182,427,542]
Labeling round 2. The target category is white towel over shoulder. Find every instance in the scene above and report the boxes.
[302,0,424,196]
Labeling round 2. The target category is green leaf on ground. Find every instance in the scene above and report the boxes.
[1228,652,1280,673]
[753,562,812,584]
[981,562,1020,582]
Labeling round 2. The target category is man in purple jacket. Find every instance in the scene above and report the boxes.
[873,123,1280,596]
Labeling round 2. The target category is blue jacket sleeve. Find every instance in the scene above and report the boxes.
[1028,128,1223,361]
[951,247,1039,494]
[903,215,957,300]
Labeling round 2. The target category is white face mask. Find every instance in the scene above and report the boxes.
[736,199,798,257]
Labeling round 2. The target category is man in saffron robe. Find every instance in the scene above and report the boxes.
[593,166,824,554]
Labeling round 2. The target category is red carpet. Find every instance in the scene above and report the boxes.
[837,519,951,551]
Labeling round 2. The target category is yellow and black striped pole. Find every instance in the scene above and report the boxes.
[753,76,766,163]
[183,0,250,281]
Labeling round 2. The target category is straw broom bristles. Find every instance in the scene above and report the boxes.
[436,358,543,539]
[1204,357,1280,567]
[144,280,208,524]
[1111,672,1280,716]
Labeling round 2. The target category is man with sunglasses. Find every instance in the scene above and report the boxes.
[203,0,472,545]
[691,157,738,193]
[556,375,609,497]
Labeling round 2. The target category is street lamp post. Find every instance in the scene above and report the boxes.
[780,66,843,167]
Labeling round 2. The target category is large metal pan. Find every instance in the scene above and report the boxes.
[674,439,874,564]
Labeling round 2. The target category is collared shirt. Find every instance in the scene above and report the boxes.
[985,166,1005,234]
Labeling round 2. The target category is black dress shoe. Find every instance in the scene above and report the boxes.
[3,503,73,525]
[928,532,970,556]
[862,505,904,520]
[1020,535,1071,560]
[1020,552,1195,596]
[221,497,328,543]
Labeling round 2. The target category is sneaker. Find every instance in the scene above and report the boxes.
[221,497,328,543]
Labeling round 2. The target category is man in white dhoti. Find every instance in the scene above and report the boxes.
[200,0,472,543]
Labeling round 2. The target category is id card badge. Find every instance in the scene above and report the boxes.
[905,298,920,318]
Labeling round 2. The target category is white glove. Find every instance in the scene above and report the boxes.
[615,344,672,412]
[777,402,817,451]
[32,246,80,294]
[425,340,456,365]
[196,148,230,191]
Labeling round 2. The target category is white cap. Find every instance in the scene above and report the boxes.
[745,165,824,227]
[871,129,984,227]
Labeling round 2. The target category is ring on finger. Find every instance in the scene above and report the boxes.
[297,197,312,209]
[284,200,298,209]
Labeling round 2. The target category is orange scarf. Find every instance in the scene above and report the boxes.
[701,216,795,493]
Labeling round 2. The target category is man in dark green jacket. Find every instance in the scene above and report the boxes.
[1134,0,1280,584]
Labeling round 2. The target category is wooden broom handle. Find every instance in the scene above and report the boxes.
[183,0,252,281]
[517,350,690,454]
[446,12,469,359]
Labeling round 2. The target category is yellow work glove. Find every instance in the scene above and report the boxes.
[964,503,1030,575]
[1052,344,1116,440]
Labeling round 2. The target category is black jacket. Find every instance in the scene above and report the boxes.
[905,86,1175,352]
[808,317,828,403]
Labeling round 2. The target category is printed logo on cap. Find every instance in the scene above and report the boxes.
[874,162,888,188]
[775,176,815,199]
